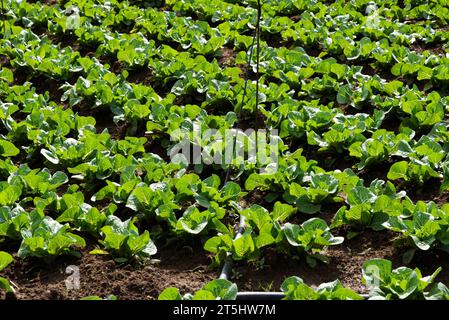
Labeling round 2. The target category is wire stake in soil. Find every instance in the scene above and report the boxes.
[220,0,262,282]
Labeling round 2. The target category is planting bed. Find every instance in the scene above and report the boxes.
[1,0,449,300]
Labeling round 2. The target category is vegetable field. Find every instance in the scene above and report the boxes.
[1,0,449,300]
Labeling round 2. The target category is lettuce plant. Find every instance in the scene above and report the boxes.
[283,173,341,214]
[97,216,157,263]
[0,205,30,240]
[331,180,406,230]
[18,216,86,259]
[159,279,237,300]
[0,251,14,293]
[126,182,180,220]
[281,276,362,300]
[362,259,448,300]
[382,202,449,258]
[205,204,343,266]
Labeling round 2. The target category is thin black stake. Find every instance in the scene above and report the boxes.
[224,0,262,185]
[223,30,256,184]
[220,0,262,281]
[1,0,5,36]
[254,0,261,145]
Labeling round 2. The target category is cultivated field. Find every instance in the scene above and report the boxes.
[1,0,449,300]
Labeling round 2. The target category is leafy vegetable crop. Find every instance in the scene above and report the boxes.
[0,0,448,300]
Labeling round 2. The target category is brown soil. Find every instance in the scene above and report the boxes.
[218,47,236,67]
[398,178,449,204]
[94,112,128,140]
[301,146,357,172]
[304,45,323,58]
[159,6,171,12]
[240,189,274,212]
[357,161,392,186]
[47,33,80,52]
[361,61,399,82]
[4,228,448,299]
[143,136,170,161]
[126,67,154,86]
[236,62,259,81]
[111,60,126,74]
[0,242,216,300]
[233,110,268,131]
[411,42,446,56]
[290,15,301,22]
[265,35,294,49]
[42,0,58,5]
[33,76,65,103]
[11,70,72,107]
[379,111,403,132]
[0,55,10,67]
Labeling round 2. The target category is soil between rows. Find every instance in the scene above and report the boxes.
[2,229,449,299]
[0,241,216,300]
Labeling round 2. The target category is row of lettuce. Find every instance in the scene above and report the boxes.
[3,0,449,188]
[1,73,449,258]
[0,82,448,269]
